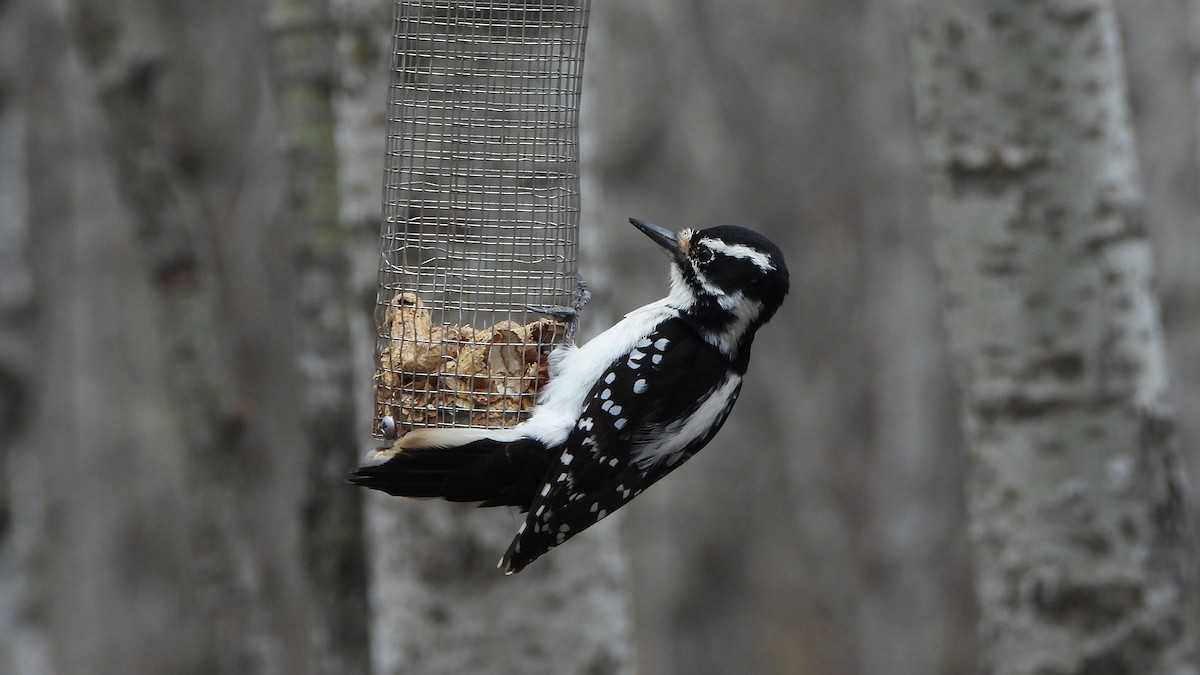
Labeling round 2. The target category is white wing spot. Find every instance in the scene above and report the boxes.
[601,399,613,412]
[590,502,599,513]
[559,524,570,533]
[636,337,652,348]
[622,488,631,499]
[535,505,545,516]
[600,388,611,400]
[598,509,607,519]
[629,349,646,361]
[561,452,574,465]
[608,457,619,467]
[609,404,623,416]
[604,372,616,384]
[614,418,628,430]
[578,417,594,431]
[556,472,568,483]
[540,484,551,496]
[634,379,648,394]
[652,354,663,364]
[654,338,670,350]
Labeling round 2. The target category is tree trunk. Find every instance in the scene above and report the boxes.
[1116,1,1200,615]
[264,0,372,672]
[3,0,372,672]
[13,1,211,670]
[0,0,49,671]
[907,1,1198,673]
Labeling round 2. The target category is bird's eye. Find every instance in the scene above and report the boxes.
[695,246,714,264]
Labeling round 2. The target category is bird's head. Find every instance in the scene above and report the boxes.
[631,218,789,354]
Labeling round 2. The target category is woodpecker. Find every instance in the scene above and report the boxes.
[350,218,789,574]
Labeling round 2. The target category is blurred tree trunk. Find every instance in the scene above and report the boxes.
[2,0,370,672]
[1116,0,1200,594]
[907,1,1198,673]
[332,2,634,674]
[1194,0,1200,172]
[0,0,47,671]
[264,0,372,672]
[11,0,215,671]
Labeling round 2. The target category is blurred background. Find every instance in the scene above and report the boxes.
[2,0,1199,673]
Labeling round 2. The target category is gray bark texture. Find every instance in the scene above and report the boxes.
[1117,0,1200,601]
[265,0,372,672]
[907,1,1199,673]
[3,0,371,672]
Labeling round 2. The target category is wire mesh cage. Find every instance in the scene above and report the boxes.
[374,0,591,439]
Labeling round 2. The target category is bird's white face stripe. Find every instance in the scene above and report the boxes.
[703,239,775,272]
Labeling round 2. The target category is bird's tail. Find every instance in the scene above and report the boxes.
[348,428,549,509]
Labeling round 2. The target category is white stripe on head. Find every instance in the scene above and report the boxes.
[704,239,776,272]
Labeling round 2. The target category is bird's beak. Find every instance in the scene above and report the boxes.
[630,218,683,260]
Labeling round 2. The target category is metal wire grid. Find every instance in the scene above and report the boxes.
[375,0,590,437]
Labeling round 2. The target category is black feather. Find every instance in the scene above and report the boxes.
[348,438,551,508]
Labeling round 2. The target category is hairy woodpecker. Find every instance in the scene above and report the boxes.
[350,217,789,574]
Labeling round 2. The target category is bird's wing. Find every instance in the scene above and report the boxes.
[500,317,742,573]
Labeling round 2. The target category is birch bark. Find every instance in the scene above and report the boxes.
[907,1,1198,672]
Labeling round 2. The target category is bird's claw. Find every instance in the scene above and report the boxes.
[524,304,578,321]
[525,275,589,340]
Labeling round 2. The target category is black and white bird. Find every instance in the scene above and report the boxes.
[350,218,789,574]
